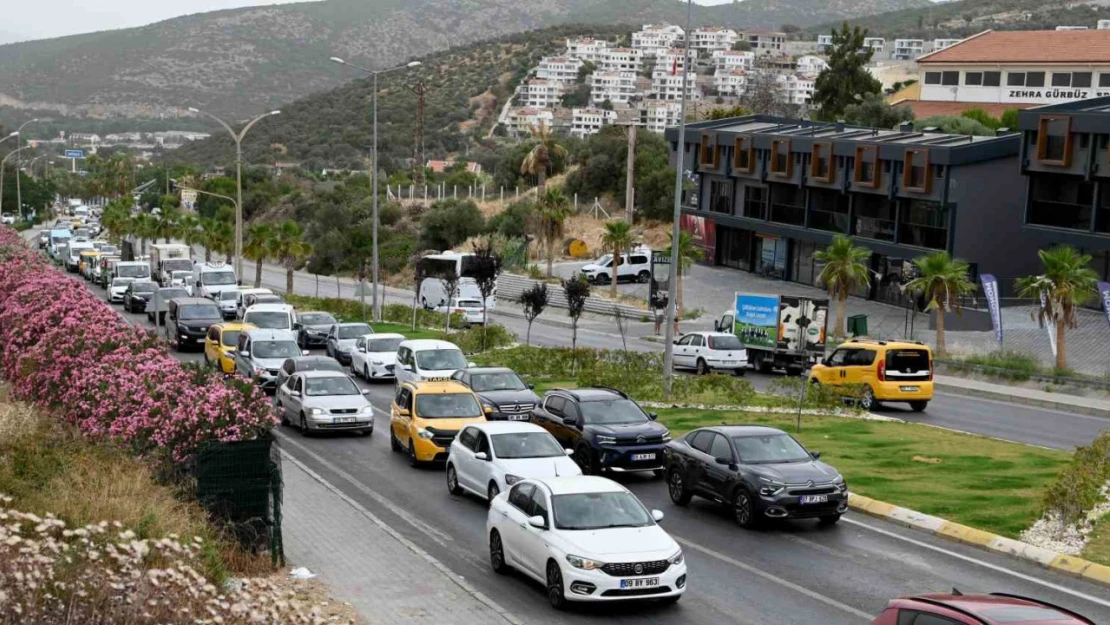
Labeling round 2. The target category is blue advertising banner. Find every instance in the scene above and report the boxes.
[64,149,85,159]
[980,274,1003,345]
[1099,282,1110,331]
[734,293,779,349]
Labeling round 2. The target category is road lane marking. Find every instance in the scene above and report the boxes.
[843,517,1110,610]
[675,536,873,621]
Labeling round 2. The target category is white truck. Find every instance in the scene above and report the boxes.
[714,292,830,376]
[149,244,194,286]
[113,260,152,282]
[192,262,239,299]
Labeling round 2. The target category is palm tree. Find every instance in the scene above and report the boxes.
[599,220,635,298]
[903,251,976,357]
[1016,245,1098,371]
[176,213,204,252]
[520,123,567,196]
[814,236,872,338]
[155,205,180,243]
[133,213,159,256]
[537,188,572,278]
[211,220,235,264]
[244,223,273,288]
[199,218,226,263]
[663,230,701,313]
[268,220,313,295]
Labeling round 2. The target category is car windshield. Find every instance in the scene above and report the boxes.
[221,330,243,347]
[415,349,467,371]
[470,372,526,392]
[253,341,300,359]
[456,300,482,309]
[130,281,156,294]
[112,278,134,287]
[254,295,284,305]
[116,265,148,278]
[164,260,193,272]
[339,324,372,339]
[219,290,240,301]
[414,393,481,418]
[578,399,648,425]
[159,289,189,301]
[305,376,360,397]
[202,271,236,285]
[244,311,291,329]
[366,338,403,353]
[491,432,564,459]
[299,313,336,326]
[100,246,118,255]
[980,606,1077,623]
[731,434,811,464]
[595,254,613,267]
[552,492,653,530]
[171,271,191,280]
[179,305,222,320]
[708,335,744,350]
[298,359,344,373]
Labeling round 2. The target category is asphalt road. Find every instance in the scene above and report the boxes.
[54,254,1110,625]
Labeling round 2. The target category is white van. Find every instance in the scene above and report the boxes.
[192,263,238,299]
[242,303,296,331]
[394,339,471,386]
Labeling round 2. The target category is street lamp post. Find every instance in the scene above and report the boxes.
[27,155,46,178]
[331,56,422,323]
[1,145,28,218]
[662,0,695,398]
[15,119,39,221]
[186,107,279,279]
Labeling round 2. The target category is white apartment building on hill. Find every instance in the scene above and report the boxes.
[599,47,643,74]
[590,71,639,105]
[536,56,583,85]
[795,55,829,75]
[571,108,618,138]
[640,102,682,133]
[712,49,755,72]
[714,69,748,96]
[690,27,739,53]
[653,47,696,77]
[632,24,685,57]
[566,37,612,63]
[893,39,925,60]
[779,73,816,105]
[518,79,564,108]
[653,71,701,101]
[509,108,554,134]
[741,30,786,55]
[933,38,962,51]
[864,37,886,54]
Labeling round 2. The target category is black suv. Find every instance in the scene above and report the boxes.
[529,387,670,477]
[663,425,848,528]
[450,367,540,421]
[164,297,224,352]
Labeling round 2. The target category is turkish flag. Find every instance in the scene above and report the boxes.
[672,58,678,75]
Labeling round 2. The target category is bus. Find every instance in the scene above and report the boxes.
[418,252,496,310]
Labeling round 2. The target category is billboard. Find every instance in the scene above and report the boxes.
[733,294,779,348]
[778,296,829,353]
[64,149,85,159]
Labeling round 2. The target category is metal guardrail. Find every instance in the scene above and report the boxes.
[936,359,1110,391]
[496,273,647,318]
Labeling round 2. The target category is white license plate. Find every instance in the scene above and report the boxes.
[631,453,656,461]
[800,495,828,504]
[721,360,738,366]
[196,338,206,343]
[335,417,357,423]
[506,414,529,422]
[900,386,920,392]
[620,577,660,589]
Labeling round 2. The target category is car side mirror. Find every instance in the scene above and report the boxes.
[811,451,821,460]
[358,347,367,353]
[562,416,578,427]
[714,456,733,466]
[468,361,476,368]
[527,383,535,390]
[290,390,301,398]
[402,364,413,371]
[647,412,658,421]
[293,322,302,330]
[527,515,546,529]
[397,408,410,417]
[240,351,250,357]
[474,451,489,461]
[484,405,494,415]
[564,448,574,456]
[362,389,372,395]
[651,510,664,522]
[302,350,310,356]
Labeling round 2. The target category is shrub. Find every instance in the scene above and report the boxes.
[487,200,535,238]
[419,198,485,250]
[1042,432,1110,525]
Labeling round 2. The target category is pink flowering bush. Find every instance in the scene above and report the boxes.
[0,229,275,466]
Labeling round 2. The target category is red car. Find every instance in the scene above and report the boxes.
[871,593,1095,625]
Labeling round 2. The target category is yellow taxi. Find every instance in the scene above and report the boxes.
[204,322,257,374]
[390,380,491,466]
[78,249,102,279]
[808,339,934,412]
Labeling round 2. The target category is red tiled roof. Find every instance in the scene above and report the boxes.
[893,100,1037,118]
[919,29,1110,63]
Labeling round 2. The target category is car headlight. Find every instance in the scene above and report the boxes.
[832,474,847,492]
[308,408,324,416]
[596,435,617,446]
[758,476,786,497]
[667,549,684,565]
[565,554,605,570]
[504,474,523,485]
[371,360,384,365]
[661,432,672,442]
[417,428,434,440]
[360,406,375,415]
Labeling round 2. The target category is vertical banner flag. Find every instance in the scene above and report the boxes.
[1099,282,1110,331]
[980,274,1003,345]
[1039,291,1057,358]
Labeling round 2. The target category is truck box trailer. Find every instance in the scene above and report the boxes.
[714,293,829,375]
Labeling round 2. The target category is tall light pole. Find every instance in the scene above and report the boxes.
[330,56,422,323]
[662,0,695,398]
[186,107,279,277]
[27,155,46,178]
[1,145,28,218]
[15,119,38,220]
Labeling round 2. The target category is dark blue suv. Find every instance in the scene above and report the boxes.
[529,387,671,477]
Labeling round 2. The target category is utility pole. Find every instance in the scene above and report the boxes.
[625,124,636,224]
[407,79,428,186]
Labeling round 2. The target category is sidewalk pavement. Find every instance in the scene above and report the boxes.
[933,375,1110,419]
[281,453,518,625]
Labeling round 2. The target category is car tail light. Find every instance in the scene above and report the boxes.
[876,358,886,382]
[928,358,934,381]
[454,308,464,314]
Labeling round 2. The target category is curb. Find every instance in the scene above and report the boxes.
[847,493,1110,588]
[933,382,1110,419]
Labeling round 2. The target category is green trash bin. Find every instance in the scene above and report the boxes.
[847,314,868,337]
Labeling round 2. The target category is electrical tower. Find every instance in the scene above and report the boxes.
[407,79,428,186]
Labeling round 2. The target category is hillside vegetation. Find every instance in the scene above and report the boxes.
[809,0,1110,40]
[0,0,927,123]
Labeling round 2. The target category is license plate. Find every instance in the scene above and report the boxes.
[620,577,660,589]
[196,338,205,343]
[900,386,919,392]
[631,453,656,461]
[800,495,828,504]
[507,414,529,422]
[722,360,738,366]
[335,417,357,423]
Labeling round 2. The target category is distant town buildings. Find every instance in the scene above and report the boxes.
[892,39,926,60]
[565,37,612,63]
[631,24,685,57]
[571,108,618,138]
[536,56,583,85]
[795,55,829,75]
[590,71,638,105]
[519,79,564,108]
[712,50,755,72]
[598,48,643,74]
[690,27,739,54]
[741,30,786,55]
[425,160,482,175]
[508,108,554,134]
[714,69,748,96]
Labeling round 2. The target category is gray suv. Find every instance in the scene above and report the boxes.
[234,329,303,393]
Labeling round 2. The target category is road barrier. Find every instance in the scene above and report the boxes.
[496,273,646,318]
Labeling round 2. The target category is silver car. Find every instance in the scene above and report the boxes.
[275,370,374,436]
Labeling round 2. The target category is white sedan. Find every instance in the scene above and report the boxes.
[447,422,581,503]
[486,476,686,610]
[435,298,486,326]
[109,277,136,303]
[672,331,748,375]
[350,333,405,380]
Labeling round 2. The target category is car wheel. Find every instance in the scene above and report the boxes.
[300,413,313,437]
[487,482,500,506]
[909,400,928,412]
[574,444,597,475]
[203,351,211,366]
[860,387,877,411]
[489,530,508,575]
[819,514,841,526]
[546,561,567,611]
[390,428,401,452]
[595,273,610,285]
[637,270,651,283]
[733,489,757,529]
[446,464,462,495]
[408,440,421,467]
[364,365,371,381]
[668,469,692,506]
[696,358,709,376]
[734,367,746,377]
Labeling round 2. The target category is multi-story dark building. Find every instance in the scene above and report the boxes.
[667,112,1107,304]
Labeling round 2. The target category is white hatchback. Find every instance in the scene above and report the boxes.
[486,476,686,609]
[672,331,748,376]
[435,298,486,326]
[350,333,405,380]
[447,422,580,504]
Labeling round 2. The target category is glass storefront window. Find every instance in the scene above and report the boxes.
[1030,174,1092,230]
[899,199,949,250]
[809,189,850,234]
[743,185,767,220]
[853,194,896,242]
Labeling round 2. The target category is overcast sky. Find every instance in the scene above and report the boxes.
[2,0,741,44]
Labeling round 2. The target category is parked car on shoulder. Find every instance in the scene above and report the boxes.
[447,421,579,504]
[294,311,339,348]
[578,248,652,285]
[663,425,848,528]
[164,297,224,352]
[275,355,346,391]
[393,339,470,386]
[451,367,539,421]
[672,331,748,376]
[486,476,685,609]
[122,280,158,313]
[325,322,374,365]
[808,338,933,412]
[234,328,302,393]
[530,388,669,477]
[350,333,405,381]
[870,592,1095,625]
[275,370,374,437]
[390,380,492,465]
